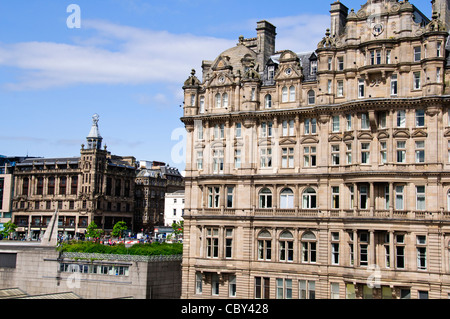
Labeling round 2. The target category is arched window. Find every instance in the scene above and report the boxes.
[259,188,272,209]
[302,188,317,209]
[308,90,315,105]
[282,86,288,102]
[222,93,229,108]
[215,93,221,108]
[265,94,272,108]
[301,232,317,263]
[257,230,272,260]
[279,230,294,262]
[280,188,294,209]
[289,86,296,102]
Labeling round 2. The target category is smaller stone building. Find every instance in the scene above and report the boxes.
[0,242,181,299]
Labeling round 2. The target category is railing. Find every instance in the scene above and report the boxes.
[194,208,450,221]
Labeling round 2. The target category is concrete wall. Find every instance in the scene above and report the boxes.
[0,243,181,299]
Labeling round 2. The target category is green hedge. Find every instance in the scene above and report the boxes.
[57,241,183,256]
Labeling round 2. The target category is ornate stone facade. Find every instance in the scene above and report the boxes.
[180,0,450,299]
[12,115,136,239]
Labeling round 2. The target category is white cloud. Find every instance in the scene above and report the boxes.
[0,19,235,90]
[0,14,328,91]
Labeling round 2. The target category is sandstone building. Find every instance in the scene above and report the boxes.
[180,0,450,299]
[11,115,136,239]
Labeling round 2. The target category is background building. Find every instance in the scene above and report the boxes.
[135,161,184,233]
[164,190,185,227]
[180,0,450,299]
[11,115,136,240]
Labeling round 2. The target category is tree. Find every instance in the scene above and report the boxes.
[172,220,184,241]
[112,221,127,238]
[1,221,17,239]
[86,221,103,240]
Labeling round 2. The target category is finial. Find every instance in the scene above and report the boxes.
[92,113,99,125]
[239,35,244,44]
[191,69,196,76]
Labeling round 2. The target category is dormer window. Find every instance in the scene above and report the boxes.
[310,60,317,75]
[268,66,275,81]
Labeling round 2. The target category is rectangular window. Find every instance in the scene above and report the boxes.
[395,186,404,210]
[358,79,365,98]
[414,46,422,62]
[212,274,220,296]
[331,145,340,166]
[328,79,332,93]
[337,81,344,97]
[361,143,370,164]
[206,228,219,258]
[338,57,344,71]
[299,280,315,299]
[437,67,442,83]
[281,148,294,168]
[415,109,425,127]
[332,116,340,132]
[378,112,386,128]
[235,123,242,138]
[397,110,406,127]
[255,277,270,299]
[213,149,224,173]
[396,234,405,269]
[361,113,370,130]
[391,74,398,95]
[360,186,368,209]
[229,275,237,297]
[386,50,391,64]
[346,114,352,131]
[331,283,340,299]
[303,146,317,168]
[258,239,272,261]
[196,272,203,294]
[261,122,273,138]
[197,151,203,170]
[234,149,241,169]
[380,141,387,164]
[397,141,406,163]
[260,148,272,168]
[328,57,332,70]
[415,141,425,163]
[226,187,234,209]
[417,235,427,270]
[199,96,205,114]
[208,187,220,208]
[359,232,369,266]
[346,143,352,165]
[332,187,340,209]
[225,228,233,258]
[416,186,426,210]
[414,72,421,89]
[0,253,17,268]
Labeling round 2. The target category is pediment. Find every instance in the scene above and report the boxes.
[194,142,205,150]
[258,138,274,146]
[211,141,226,149]
[279,138,297,145]
[343,132,354,141]
[329,134,342,142]
[212,55,232,71]
[378,131,389,140]
[444,129,450,137]
[234,139,244,147]
[357,132,373,140]
[301,136,319,144]
[274,65,302,81]
[393,129,410,138]
[411,129,428,138]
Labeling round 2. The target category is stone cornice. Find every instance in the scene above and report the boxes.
[180,95,450,124]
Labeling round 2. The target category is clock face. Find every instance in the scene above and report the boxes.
[373,24,383,36]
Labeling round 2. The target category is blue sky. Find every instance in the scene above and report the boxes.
[0,0,431,168]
